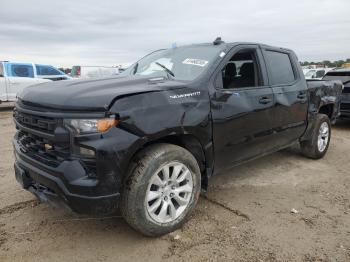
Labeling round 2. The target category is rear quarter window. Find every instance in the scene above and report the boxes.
[264,51,296,85]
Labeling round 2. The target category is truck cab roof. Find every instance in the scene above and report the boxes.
[181,41,293,53]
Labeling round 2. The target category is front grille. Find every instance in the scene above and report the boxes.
[18,131,70,167]
[14,107,97,175]
[14,107,70,167]
[14,110,57,133]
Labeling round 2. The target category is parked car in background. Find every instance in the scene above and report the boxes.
[0,61,70,103]
[71,66,119,79]
[12,39,343,236]
[1,61,48,103]
[323,68,350,118]
[35,64,71,81]
[304,68,333,80]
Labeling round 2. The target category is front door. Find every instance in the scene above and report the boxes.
[210,45,275,172]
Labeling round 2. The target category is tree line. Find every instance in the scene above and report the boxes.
[300,58,350,68]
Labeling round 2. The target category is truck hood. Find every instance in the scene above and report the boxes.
[18,75,186,111]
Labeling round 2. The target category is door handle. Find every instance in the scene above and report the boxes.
[259,96,272,104]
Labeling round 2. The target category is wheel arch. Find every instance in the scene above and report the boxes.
[129,134,208,189]
[318,103,334,120]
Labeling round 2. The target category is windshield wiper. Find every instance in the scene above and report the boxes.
[155,62,175,78]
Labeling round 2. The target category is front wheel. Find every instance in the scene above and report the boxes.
[300,114,331,159]
[121,143,201,237]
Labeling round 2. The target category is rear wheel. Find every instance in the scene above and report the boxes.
[121,143,201,236]
[300,114,331,159]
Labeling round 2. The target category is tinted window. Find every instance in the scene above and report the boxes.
[36,64,63,75]
[222,50,261,89]
[5,63,34,78]
[265,51,295,85]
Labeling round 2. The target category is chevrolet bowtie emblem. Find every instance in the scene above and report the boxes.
[44,144,53,150]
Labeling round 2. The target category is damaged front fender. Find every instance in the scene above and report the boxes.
[106,87,213,182]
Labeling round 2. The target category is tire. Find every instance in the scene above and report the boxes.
[300,114,331,159]
[121,143,201,237]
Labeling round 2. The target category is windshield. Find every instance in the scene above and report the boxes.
[122,46,224,81]
[305,70,316,78]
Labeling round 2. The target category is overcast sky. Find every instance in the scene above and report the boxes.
[0,0,350,67]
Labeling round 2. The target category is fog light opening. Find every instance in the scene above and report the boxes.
[78,147,95,157]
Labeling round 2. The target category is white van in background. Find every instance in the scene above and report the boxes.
[0,61,71,103]
[71,66,119,79]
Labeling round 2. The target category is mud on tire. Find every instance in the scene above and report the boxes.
[120,143,201,237]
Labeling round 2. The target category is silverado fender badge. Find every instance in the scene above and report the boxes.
[169,91,201,99]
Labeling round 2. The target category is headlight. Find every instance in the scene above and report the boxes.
[64,118,119,134]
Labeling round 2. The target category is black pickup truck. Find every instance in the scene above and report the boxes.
[13,39,343,236]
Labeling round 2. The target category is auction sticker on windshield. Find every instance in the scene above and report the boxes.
[182,58,208,67]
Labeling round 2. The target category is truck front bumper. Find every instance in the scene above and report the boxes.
[13,138,120,215]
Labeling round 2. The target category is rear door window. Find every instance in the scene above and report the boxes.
[36,64,63,75]
[5,63,34,78]
[264,51,296,85]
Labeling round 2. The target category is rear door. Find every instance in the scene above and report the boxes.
[210,45,276,172]
[5,62,38,101]
[261,48,308,147]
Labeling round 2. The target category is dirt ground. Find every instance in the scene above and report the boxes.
[0,109,349,262]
